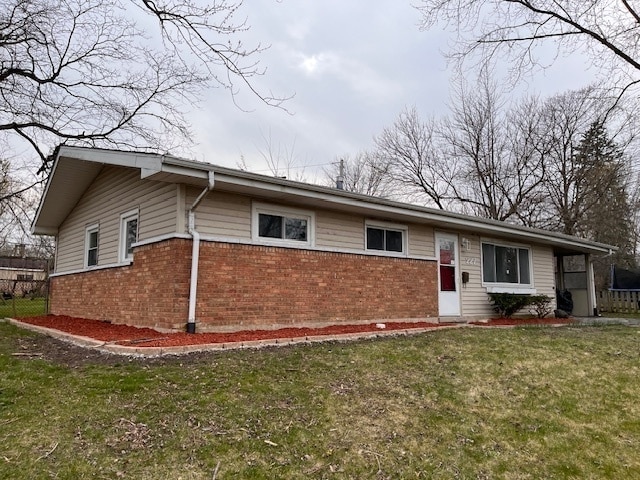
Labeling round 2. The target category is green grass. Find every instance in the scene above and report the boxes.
[2,322,640,479]
[0,297,47,318]
[599,311,640,319]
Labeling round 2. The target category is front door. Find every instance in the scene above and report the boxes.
[437,233,460,316]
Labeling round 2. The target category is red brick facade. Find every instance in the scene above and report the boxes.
[50,239,438,332]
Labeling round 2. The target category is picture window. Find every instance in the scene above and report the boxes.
[482,242,531,285]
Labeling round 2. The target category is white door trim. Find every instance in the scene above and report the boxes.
[436,232,461,316]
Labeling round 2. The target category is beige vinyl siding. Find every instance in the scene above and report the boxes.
[532,245,557,309]
[460,235,557,317]
[458,233,489,317]
[316,211,364,250]
[408,224,435,258]
[185,192,437,257]
[186,189,251,239]
[56,166,178,273]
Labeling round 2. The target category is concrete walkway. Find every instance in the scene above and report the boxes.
[574,316,640,326]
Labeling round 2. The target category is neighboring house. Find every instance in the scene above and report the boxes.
[0,257,48,297]
[32,146,614,332]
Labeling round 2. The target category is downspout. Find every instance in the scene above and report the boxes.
[186,171,215,333]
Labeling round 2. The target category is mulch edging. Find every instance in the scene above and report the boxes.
[7,315,575,357]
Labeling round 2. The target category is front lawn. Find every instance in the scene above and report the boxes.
[1,322,639,479]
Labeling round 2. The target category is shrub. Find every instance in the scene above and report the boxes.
[528,295,553,318]
[488,293,532,318]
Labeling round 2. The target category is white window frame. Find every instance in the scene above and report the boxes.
[251,202,315,247]
[119,209,139,262]
[84,224,99,268]
[364,220,408,257]
[480,239,535,293]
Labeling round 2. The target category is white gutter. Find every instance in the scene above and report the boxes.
[186,171,215,333]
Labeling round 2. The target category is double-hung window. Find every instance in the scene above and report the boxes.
[119,209,139,262]
[365,222,407,255]
[85,224,99,268]
[481,242,532,287]
[252,203,314,247]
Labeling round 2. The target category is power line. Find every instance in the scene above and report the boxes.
[248,161,335,173]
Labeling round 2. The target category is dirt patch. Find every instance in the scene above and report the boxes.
[8,325,234,367]
[11,331,138,367]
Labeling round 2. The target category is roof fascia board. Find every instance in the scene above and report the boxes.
[58,146,162,171]
[32,225,58,235]
[30,152,63,235]
[141,162,209,181]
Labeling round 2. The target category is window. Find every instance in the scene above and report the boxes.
[482,242,531,285]
[119,210,139,262]
[259,214,307,241]
[365,222,406,254]
[85,224,99,267]
[252,203,314,246]
[16,274,34,281]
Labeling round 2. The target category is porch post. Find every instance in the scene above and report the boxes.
[586,254,598,316]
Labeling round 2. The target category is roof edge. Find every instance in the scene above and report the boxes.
[32,147,618,255]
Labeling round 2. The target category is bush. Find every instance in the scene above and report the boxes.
[528,295,553,318]
[488,293,531,318]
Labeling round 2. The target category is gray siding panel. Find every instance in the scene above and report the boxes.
[56,166,178,273]
[316,211,364,250]
[459,233,491,317]
[533,245,558,309]
[185,191,436,258]
[186,189,252,238]
[408,224,435,258]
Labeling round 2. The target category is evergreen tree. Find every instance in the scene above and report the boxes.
[572,121,636,288]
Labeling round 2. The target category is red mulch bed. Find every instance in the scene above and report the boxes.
[17,315,574,348]
[18,315,456,348]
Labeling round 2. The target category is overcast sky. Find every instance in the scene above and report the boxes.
[186,1,596,182]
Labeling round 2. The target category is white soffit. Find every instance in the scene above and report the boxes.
[31,157,103,235]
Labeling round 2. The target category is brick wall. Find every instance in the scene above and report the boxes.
[49,239,192,330]
[50,239,438,331]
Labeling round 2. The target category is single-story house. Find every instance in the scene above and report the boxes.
[31,146,614,332]
[0,256,48,297]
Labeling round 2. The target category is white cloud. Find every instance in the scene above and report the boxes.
[299,53,324,75]
[188,0,599,179]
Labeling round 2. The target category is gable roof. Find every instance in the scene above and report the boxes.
[32,146,615,256]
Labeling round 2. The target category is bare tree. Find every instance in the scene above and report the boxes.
[256,129,307,182]
[534,87,605,234]
[0,155,42,243]
[1,0,285,181]
[439,74,508,219]
[374,106,453,209]
[374,76,549,221]
[323,152,393,197]
[442,78,548,222]
[417,1,640,103]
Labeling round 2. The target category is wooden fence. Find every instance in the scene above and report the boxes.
[597,290,640,314]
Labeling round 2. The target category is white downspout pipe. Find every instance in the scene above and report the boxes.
[186,171,215,333]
